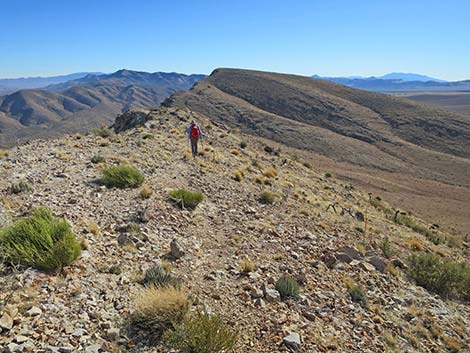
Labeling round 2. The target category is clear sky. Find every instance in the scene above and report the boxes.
[1,0,469,80]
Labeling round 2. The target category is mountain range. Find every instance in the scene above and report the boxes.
[0,72,103,95]
[164,68,470,233]
[0,70,205,146]
[315,74,470,92]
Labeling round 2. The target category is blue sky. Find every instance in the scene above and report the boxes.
[1,0,469,80]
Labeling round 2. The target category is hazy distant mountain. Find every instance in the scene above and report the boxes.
[0,72,102,95]
[315,75,470,92]
[378,72,446,82]
[0,69,205,146]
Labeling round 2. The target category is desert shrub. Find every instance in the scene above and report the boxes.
[131,286,189,333]
[0,207,81,272]
[92,127,112,138]
[140,186,153,199]
[91,154,105,164]
[230,149,240,156]
[7,181,33,194]
[258,190,275,205]
[142,133,153,140]
[101,165,144,189]
[143,265,182,288]
[275,275,300,300]
[264,146,274,154]
[349,285,367,305]
[0,150,9,159]
[263,167,278,178]
[408,253,470,301]
[325,172,332,178]
[169,189,203,210]
[163,311,238,353]
[240,259,255,274]
[239,141,247,149]
[379,237,393,258]
[395,213,443,245]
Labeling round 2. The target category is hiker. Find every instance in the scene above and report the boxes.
[187,120,203,157]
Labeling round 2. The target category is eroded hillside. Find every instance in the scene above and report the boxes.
[0,108,468,353]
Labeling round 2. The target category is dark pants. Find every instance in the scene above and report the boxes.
[190,136,199,157]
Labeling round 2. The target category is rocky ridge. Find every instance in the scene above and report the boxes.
[0,107,468,352]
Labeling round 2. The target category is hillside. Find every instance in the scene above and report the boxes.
[164,68,470,234]
[0,70,205,147]
[0,107,468,352]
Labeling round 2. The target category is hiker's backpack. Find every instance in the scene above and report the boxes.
[191,125,200,138]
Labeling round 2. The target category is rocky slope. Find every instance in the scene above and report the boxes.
[0,107,468,352]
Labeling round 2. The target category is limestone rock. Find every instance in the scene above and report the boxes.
[283,332,301,350]
[170,238,184,259]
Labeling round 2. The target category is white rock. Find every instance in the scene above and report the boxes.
[283,332,301,350]
[26,306,42,317]
[0,313,13,330]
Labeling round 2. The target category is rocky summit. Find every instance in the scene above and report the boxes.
[0,107,468,352]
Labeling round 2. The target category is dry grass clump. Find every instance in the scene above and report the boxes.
[240,259,255,274]
[131,286,189,333]
[233,170,245,182]
[88,221,100,236]
[406,238,424,251]
[263,167,278,178]
[140,186,153,199]
[0,150,9,159]
[230,149,240,156]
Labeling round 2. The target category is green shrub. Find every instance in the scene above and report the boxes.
[0,207,81,272]
[92,127,113,138]
[101,165,144,189]
[91,154,105,164]
[258,190,275,205]
[379,237,393,258]
[349,285,367,305]
[169,189,203,210]
[394,213,443,245]
[143,265,182,288]
[325,172,332,178]
[7,181,33,194]
[163,311,238,353]
[275,275,300,300]
[408,253,470,301]
[239,141,247,149]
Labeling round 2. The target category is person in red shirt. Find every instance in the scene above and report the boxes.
[186,120,203,157]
